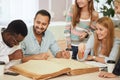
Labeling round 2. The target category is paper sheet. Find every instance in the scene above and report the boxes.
[84,61,107,68]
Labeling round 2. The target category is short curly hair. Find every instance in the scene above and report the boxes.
[34,9,51,23]
[6,19,28,37]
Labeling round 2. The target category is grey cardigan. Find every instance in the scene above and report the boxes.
[77,33,120,63]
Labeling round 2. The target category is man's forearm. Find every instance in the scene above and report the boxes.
[22,55,35,63]
[22,53,50,63]
[9,49,23,60]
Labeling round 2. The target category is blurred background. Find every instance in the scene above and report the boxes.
[0,0,108,26]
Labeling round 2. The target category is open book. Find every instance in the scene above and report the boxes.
[10,58,99,80]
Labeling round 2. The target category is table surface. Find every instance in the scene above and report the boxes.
[1,60,120,80]
[0,72,120,80]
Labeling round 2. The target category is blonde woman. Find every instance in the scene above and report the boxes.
[77,17,120,63]
[99,0,120,78]
[64,0,99,59]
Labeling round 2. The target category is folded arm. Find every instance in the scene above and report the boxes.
[22,53,50,63]
[9,49,23,61]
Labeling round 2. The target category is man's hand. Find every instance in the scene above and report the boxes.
[9,49,23,60]
[56,50,70,59]
[33,53,50,60]
[61,50,70,59]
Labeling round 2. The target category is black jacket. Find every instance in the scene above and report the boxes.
[113,59,120,75]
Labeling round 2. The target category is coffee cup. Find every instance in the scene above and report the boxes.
[107,60,115,73]
[0,61,5,75]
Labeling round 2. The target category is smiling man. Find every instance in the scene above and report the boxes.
[21,10,70,62]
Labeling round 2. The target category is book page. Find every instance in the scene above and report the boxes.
[47,58,99,75]
[48,58,98,70]
[10,60,70,79]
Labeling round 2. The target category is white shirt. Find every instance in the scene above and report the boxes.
[0,28,20,64]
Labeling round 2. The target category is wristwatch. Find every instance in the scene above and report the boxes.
[93,56,96,60]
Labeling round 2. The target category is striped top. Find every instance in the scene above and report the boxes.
[64,6,91,46]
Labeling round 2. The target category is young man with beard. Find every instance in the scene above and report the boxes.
[21,10,70,62]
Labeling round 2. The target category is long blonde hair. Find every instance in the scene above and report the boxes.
[72,0,95,27]
[94,17,114,56]
[114,0,120,3]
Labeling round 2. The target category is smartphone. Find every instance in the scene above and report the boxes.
[4,71,19,76]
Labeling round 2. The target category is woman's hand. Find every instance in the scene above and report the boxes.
[67,44,72,49]
[86,55,94,61]
[99,71,117,78]
[78,43,86,59]
[79,32,88,40]
[78,43,85,53]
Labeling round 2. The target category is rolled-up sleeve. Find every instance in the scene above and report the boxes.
[48,33,60,56]
[49,40,60,56]
[104,38,120,63]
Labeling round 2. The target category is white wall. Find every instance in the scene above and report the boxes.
[39,0,72,21]
[0,0,111,26]
[48,21,66,40]
[0,0,72,25]
[0,0,10,25]
[0,0,39,26]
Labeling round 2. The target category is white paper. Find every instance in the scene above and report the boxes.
[84,61,107,68]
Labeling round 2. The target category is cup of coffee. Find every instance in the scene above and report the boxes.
[66,48,73,59]
[107,60,115,73]
[0,61,5,75]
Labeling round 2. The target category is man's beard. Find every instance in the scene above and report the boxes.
[33,26,46,36]
[37,31,45,36]
[35,29,46,36]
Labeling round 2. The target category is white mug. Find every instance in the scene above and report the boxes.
[107,60,115,73]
